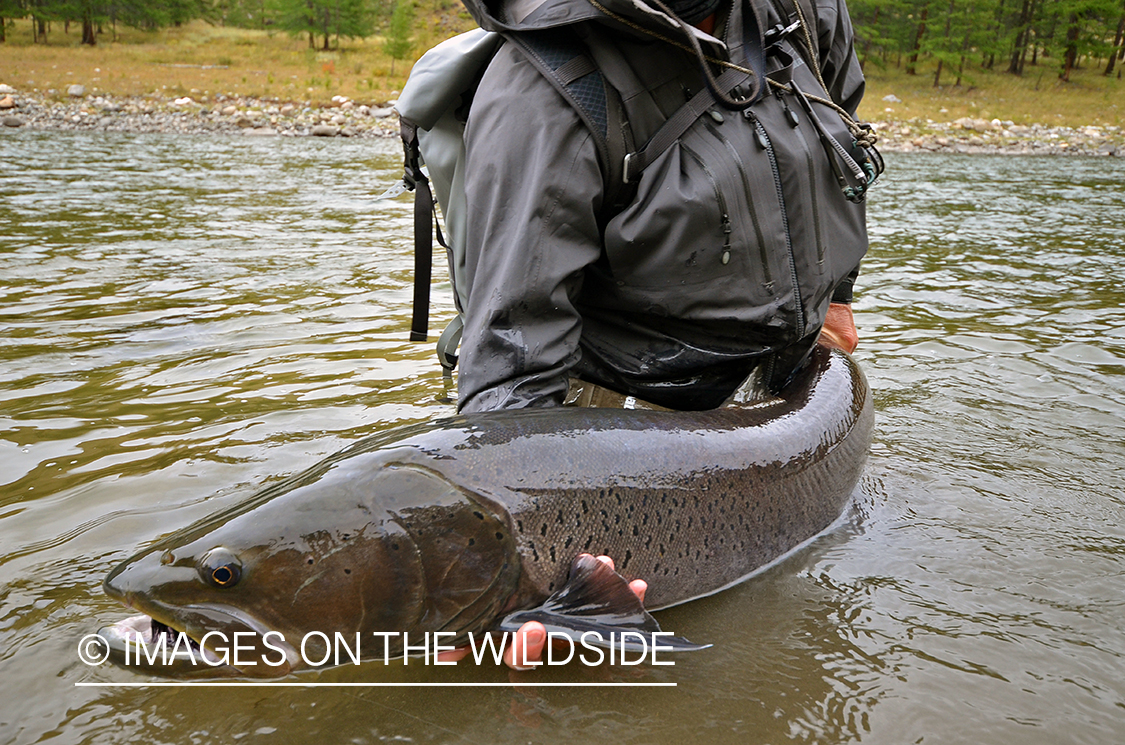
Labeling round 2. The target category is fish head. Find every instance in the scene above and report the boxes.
[102,447,522,677]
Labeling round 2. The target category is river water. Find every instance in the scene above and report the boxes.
[1,130,1123,744]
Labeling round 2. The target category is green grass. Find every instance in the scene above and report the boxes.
[859,59,1124,129]
[0,14,476,104]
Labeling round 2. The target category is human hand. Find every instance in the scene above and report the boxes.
[817,302,858,353]
[437,554,647,670]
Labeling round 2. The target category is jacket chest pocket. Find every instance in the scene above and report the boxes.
[602,114,794,317]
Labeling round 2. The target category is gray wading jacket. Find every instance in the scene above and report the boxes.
[457,0,869,412]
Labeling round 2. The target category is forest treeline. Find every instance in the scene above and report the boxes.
[2,0,1124,81]
[0,0,414,51]
[850,0,1125,82]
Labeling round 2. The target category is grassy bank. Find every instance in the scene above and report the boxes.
[859,62,1124,130]
[0,16,476,106]
[1,18,1122,127]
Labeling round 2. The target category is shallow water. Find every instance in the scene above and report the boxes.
[1,130,1123,744]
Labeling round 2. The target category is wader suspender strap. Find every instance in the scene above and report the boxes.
[400,119,446,342]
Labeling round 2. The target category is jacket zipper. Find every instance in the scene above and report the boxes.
[681,144,733,267]
[744,110,804,338]
[702,120,774,289]
[787,110,827,267]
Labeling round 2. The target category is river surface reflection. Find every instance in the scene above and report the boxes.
[1,130,1123,744]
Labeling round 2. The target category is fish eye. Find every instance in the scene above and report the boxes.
[199,548,242,589]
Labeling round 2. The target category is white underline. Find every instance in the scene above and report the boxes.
[76,681,676,687]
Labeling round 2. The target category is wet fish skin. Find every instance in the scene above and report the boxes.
[103,346,871,675]
[430,345,873,609]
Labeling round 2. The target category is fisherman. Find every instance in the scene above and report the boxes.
[447,0,873,666]
[455,0,871,415]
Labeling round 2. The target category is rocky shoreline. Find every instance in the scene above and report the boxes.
[870,117,1123,156]
[2,84,1123,155]
[0,86,400,139]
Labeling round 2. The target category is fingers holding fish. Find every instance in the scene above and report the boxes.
[439,554,649,670]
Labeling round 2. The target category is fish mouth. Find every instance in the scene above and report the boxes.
[97,605,298,679]
[97,614,234,677]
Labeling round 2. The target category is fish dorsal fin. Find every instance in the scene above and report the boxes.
[499,554,709,651]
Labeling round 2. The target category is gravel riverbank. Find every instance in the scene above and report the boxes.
[0,86,400,139]
[2,84,1123,155]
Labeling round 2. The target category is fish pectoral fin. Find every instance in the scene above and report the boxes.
[498,554,709,652]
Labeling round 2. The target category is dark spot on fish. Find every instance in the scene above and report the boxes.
[550,546,556,562]
[473,511,485,520]
[495,532,503,541]
[344,568,351,575]
[622,550,631,569]
[468,538,475,546]
[581,500,589,514]
[540,523,547,537]
[584,536,593,550]
[564,536,573,548]
[556,510,564,524]
[517,520,524,532]
[307,558,314,565]
[391,543,399,551]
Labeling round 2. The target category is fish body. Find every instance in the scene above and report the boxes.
[102,347,872,676]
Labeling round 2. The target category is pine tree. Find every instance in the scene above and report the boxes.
[383,0,413,74]
[273,0,372,50]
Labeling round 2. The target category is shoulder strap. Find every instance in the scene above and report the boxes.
[621,66,751,182]
[504,28,634,212]
[398,118,445,343]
